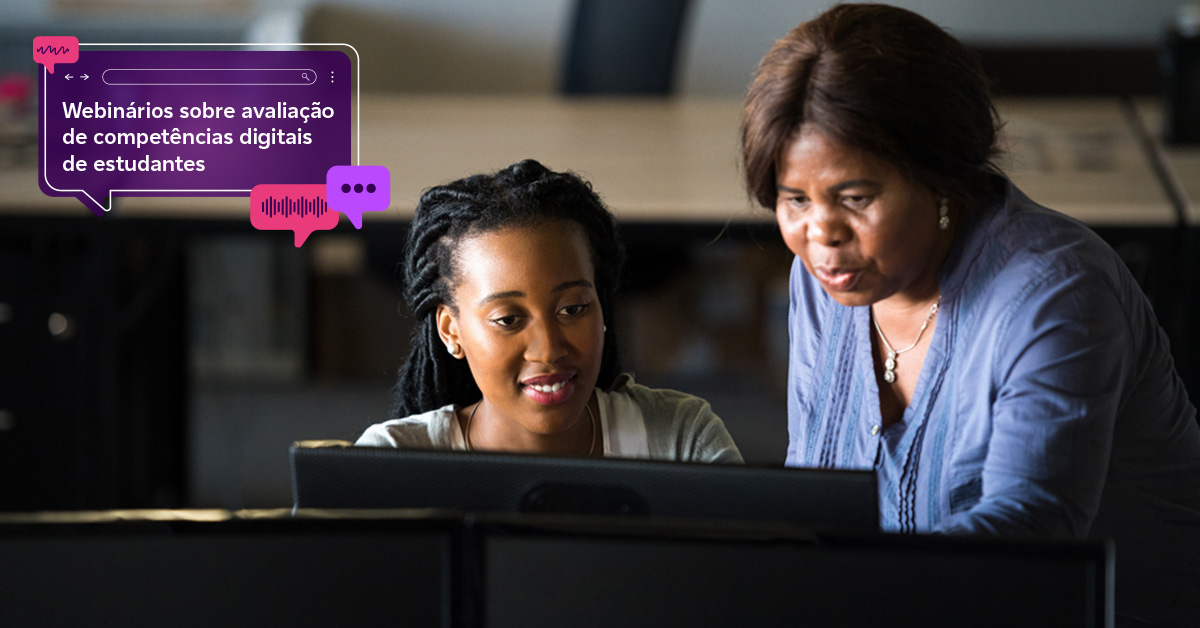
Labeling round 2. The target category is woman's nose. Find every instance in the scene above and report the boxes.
[524,319,569,364]
[806,205,851,247]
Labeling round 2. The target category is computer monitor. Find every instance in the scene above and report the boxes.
[290,441,879,532]
[0,514,455,628]
[478,519,1113,628]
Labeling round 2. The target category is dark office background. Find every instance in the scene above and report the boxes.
[1,0,1196,511]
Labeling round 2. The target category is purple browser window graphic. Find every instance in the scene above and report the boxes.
[39,49,351,216]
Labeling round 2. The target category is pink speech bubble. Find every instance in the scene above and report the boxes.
[33,36,79,75]
[251,184,339,247]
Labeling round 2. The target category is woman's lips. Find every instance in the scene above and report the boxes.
[521,372,576,406]
[813,266,863,292]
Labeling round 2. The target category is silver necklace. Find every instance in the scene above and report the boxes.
[463,401,599,456]
[872,296,941,384]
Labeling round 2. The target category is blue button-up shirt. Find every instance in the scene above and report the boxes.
[786,179,1200,623]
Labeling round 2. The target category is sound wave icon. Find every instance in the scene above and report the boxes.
[260,195,329,218]
[35,45,71,55]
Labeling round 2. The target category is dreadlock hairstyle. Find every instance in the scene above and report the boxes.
[391,159,626,418]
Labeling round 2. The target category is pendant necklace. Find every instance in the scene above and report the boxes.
[872,296,941,384]
[463,401,599,456]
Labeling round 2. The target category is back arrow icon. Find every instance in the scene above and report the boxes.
[65,74,73,80]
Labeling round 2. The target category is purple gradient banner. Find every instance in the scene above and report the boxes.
[38,50,351,216]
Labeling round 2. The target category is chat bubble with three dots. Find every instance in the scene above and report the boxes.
[326,165,390,229]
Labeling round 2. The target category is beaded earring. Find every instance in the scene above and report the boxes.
[938,197,950,230]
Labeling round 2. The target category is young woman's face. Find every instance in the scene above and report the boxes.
[437,219,604,449]
[774,125,949,308]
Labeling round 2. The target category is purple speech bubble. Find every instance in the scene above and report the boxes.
[38,50,350,216]
[325,164,391,229]
[33,36,79,75]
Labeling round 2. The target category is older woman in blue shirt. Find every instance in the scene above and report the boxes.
[741,4,1200,624]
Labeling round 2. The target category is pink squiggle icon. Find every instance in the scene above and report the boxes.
[251,184,340,247]
[33,36,79,75]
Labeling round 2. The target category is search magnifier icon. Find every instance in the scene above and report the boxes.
[301,72,310,82]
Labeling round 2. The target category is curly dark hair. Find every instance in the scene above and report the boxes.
[741,3,1004,212]
[391,159,626,418]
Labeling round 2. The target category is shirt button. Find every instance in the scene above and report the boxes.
[870,424,881,436]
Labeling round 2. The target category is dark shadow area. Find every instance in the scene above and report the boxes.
[973,46,1159,97]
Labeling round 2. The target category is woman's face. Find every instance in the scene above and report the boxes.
[774,125,949,308]
[437,219,604,448]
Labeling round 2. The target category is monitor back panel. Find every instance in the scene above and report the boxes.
[291,445,879,531]
[0,520,452,628]
[482,532,1110,628]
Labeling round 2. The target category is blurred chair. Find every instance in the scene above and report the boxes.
[300,4,553,93]
[561,0,691,95]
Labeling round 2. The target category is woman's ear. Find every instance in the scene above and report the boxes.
[436,304,464,359]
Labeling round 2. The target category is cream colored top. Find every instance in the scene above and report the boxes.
[355,374,743,464]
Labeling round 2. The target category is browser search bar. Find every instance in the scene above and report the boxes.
[102,69,318,86]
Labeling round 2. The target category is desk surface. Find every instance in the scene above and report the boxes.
[1133,101,1200,225]
[996,98,1176,226]
[0,96,1178,226]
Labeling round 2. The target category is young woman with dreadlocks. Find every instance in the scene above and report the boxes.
[355,159,742,463]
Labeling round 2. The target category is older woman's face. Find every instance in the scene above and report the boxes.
[775,125,946,308]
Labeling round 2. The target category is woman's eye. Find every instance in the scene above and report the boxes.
[559,303,589,317]
[777,196,808,215]
[490,315,520,328]
[842,195,871,209]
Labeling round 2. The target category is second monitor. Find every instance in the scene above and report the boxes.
[290,441,878,532]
